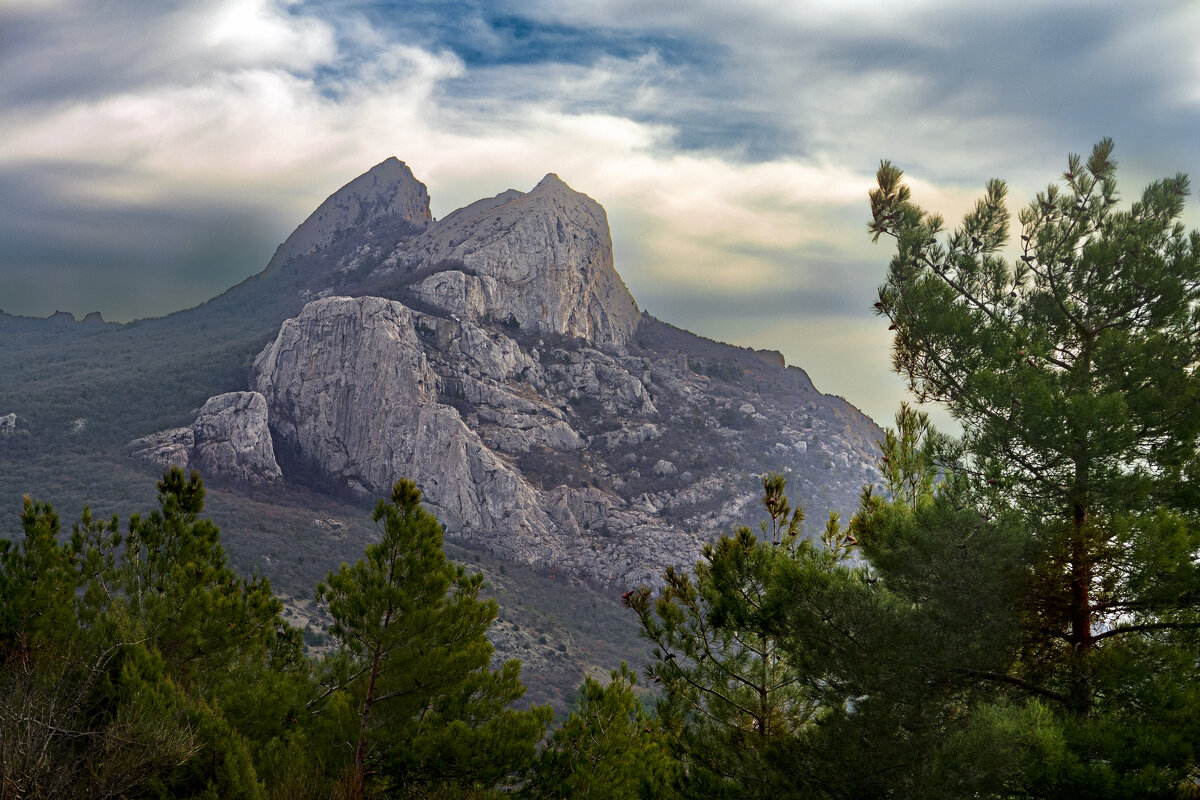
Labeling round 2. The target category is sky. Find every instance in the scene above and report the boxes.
[2,0,1199,429]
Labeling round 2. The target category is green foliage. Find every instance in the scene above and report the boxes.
[0,469,553,800]
[314,478,550,798]
[625,473,819,799]
[523,662,678,800]
[0,468,294,798]
[862,141,1200,795]
[875,401,940,507]
[119,470,303,692]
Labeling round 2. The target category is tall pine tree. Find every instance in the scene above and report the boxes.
[867,139,1200,795]
[315,478,549,799]
[625,474,823,799]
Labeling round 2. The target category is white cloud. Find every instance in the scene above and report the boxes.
[200,0,336,71]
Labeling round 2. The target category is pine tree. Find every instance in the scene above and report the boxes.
[867,140,1200,794]
[522,662,678,800]
[315,478,550,799]
[625,474,821,799]
[0,470,297,799]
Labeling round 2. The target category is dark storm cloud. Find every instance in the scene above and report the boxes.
[0,163,281,321]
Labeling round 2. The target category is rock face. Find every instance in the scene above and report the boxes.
[267,157,432,270]
[394,174,640,347]
[275,166,640,349]
[130,392,281,486]
[248,291,881,585]
[251,295,691,585]
[192,393,282,485]
[129,426,194,471]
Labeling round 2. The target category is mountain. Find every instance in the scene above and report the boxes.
[117,159,883,586]
[0,158,883,704]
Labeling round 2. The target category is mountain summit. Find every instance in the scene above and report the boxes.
[266,157,432,271]
[123,160,883,585]
[398,169,640,346]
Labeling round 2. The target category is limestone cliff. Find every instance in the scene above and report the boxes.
[266,157,431,271]
[395,174,640,347]
[251,295,698,586]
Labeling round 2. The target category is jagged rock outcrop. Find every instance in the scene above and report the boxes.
[250,295,686,583]
[0,413,18,436]
[192,393,282,484]
[268,167,642,349]
[129,426,194,470]
[390,174,639,346]
[410,270,497,324]
[245,289,882,585]
[267,157,431,270]
[253,296,436,493]
[129,392,281,485]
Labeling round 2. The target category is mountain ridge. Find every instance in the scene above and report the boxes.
[102,160,884,585]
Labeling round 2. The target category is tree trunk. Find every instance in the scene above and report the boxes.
[1067,343,1095,715]
[351,642,384,799]
[1068,486,1093,715]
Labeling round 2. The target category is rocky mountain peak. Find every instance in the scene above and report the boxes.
[400,171,639,347]
[266,157,432,271]
[113,159,885,589]
[532,172,567,191]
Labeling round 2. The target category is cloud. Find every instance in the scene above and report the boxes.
[0,1,336,108]
[2,0,1199,425]
[0,161,278,320]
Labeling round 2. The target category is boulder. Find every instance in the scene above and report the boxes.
[128,392,281,485]
[129,427,194,471]
[191,392,282,485]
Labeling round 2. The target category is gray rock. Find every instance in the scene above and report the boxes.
[410,270,498,324]
[128,392,281,485]
[192,392,282,485]
[252,297,548,527]
[129,427,194,471]
[394,174,640,347]
[254,296,438,491]
[250,295,707,586]
[0,413,16,436]
[267,157,431,269]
